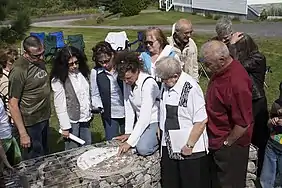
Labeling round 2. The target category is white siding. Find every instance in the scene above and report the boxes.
[192,0,247,15]
[173,0,192,5]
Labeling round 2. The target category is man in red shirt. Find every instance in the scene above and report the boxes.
[201,40,253,188]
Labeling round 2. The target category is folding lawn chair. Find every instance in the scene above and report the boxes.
[264,66,272,88]
[49,31,66,49]
[67,34,85,52]
[30,32,45,44]
[198,57,210,81]
[128,31,146,52]
[105,31,129,51]
[44,35,58,63]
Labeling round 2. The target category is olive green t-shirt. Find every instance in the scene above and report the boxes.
[8,57,51,126]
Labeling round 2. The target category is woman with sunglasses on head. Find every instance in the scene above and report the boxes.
[50,46,92,150]
[140,27,179,87]
[90,41,125,141]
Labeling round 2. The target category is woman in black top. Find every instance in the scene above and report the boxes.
[234,33,269,176]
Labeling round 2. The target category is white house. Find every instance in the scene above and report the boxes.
[159,0,248,18]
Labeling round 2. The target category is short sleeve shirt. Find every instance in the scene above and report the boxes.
[206,60,253,150]
[8,57,51,126]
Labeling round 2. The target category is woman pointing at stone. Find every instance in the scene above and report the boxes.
[113,51,159,156]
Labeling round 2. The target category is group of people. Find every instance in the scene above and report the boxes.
[0,16,281,188]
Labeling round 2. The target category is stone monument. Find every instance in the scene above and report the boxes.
[1,141,161,188]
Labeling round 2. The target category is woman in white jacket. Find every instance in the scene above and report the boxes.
[114,51,159,156]
[50,46,92,150]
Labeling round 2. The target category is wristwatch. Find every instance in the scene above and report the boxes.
[223,140,230,146]
[186,144,194,149]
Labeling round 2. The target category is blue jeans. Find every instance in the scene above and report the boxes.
[65,121,92,150]
[103,118,125,140]
[22,120,49,160]
[260,141,282,188]
[135,122,159,156]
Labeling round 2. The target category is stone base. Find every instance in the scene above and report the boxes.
[1,141,161,188]
[1,142,259,188]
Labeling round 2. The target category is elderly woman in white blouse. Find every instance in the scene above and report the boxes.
[113,51,159,156]
[50,46,92,150]
[155,57,210,188]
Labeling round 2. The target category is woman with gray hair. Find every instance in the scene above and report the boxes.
[155,56,210,188]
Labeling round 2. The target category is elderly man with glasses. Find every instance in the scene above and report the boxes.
[167,19,199,82]
[8,36,51,160]
[201,40,253,188]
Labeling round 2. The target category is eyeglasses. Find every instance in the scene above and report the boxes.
[68,61,79,67]
[144,40,156,46]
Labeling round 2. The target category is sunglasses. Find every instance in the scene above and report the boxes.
[144,40,156,46]
[28,51,45,59]
[97,58,111,65]
[68,61,79,67]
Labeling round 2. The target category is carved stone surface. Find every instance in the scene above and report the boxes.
[1,141,161,188]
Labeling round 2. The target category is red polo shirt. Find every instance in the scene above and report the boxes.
[206,60,253,150]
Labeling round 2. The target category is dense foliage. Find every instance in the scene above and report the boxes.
[0,0,30,46]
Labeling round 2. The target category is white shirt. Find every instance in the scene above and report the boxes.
[160,72,208,153]
[51,72,92,130]
[0,99,11,139]
[124,72,160,147]
[90,68,125,118]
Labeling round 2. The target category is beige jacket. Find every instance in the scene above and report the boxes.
[167,36,199,82]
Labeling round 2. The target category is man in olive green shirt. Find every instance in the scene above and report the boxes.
[8,36,51,160]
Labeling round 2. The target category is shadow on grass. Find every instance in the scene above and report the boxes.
[92,131,104,144]
[48,126,64,154]
[48,126,104,154]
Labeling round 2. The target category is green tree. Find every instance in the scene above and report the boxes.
[0,0,30,46]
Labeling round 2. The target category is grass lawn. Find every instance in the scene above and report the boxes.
[72,11,217,26]
[29,27,282,153]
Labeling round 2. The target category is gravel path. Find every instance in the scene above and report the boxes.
[30,15,282,38]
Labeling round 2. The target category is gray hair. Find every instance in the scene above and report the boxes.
[215,17,233,38]
[174,19,191,33]
[200,40,230,60]
[155,57,182,79]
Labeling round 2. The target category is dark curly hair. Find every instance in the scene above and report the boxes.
[92,41,115,68]
[114,51,144,79]
[50,46,90,83]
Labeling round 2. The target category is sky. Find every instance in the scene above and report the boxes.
[248,0,282,4]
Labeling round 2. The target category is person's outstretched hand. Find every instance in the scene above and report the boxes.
[117,142,131,156]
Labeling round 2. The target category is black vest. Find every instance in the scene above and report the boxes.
[95,68,123,120]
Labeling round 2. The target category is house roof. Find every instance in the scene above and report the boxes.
[248,3,282,15]
[248,5,261,16]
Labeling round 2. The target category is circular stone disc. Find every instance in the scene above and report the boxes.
[76,147,136,178]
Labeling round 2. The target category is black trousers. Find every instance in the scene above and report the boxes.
[161,146,210,188]
[210,144,249,188]
[251,97,269,176]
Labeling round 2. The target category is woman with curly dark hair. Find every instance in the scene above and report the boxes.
[113,51,159,156]
[50,46,92,150]
[90,41,125,141]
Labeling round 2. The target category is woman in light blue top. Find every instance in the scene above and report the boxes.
[140,27,179,87]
